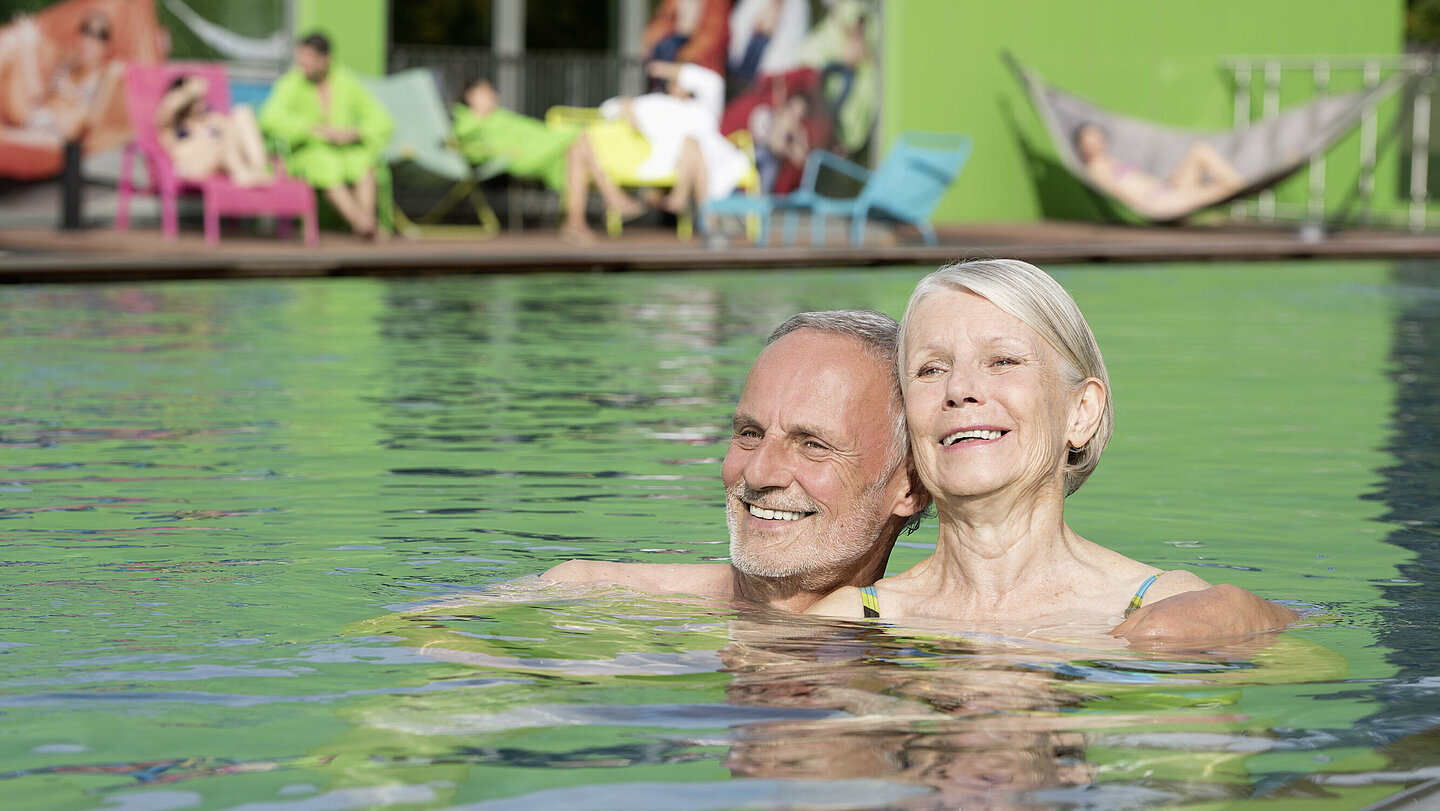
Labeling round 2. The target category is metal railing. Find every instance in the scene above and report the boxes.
[389,45,646,118]
[1223,54,1436,231]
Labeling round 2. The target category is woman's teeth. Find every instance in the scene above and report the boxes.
[941,429,1005,447]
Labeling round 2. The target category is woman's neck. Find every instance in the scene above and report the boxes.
[920,482,1080,599]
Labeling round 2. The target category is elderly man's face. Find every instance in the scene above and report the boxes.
[723,330,915,580]
[295,45,330,83]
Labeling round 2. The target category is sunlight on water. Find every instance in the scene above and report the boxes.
[0,263,1434,809]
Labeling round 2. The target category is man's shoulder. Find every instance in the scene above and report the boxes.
[540,560,735,599]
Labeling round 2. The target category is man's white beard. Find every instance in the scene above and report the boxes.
[726,476,891,582]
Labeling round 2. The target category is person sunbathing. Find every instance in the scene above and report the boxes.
[0,10,119,146]
[454,78,643,245]
[1073,122,1246,220]
[156,75,273,187]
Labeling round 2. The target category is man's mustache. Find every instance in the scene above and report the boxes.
[727,482,819,516]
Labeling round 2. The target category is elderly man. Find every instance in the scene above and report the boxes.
[545,310,925,612]
[259,32,392,239]
[545,310,1294,640]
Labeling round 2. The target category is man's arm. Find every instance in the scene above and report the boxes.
[257,71,316,148]
[1111,583,1298,642]
[540,559,735,599]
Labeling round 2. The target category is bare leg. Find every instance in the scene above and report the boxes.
[325,183,370,236]
[563,140,592,233]
[227,106,271,182]
[664,136,704,213]
[356,169,379,237]
[572,133,640,213]
[1169,141,1244,194]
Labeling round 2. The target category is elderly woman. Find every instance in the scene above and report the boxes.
[809,259,1297,636]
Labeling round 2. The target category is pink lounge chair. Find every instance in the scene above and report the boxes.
[115,61,318,247]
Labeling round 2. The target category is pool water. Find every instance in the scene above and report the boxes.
[1,262,1436,810]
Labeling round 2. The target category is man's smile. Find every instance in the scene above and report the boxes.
[746,503,812,521]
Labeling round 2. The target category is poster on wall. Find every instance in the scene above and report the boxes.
[0,0,166,181]
[640,0,881,195]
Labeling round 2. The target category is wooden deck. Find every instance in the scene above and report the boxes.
[2,217,1440,283]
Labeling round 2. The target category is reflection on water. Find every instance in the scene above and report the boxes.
[0,265,1433,809]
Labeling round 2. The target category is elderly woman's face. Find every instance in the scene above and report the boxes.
[901,290,1088,502]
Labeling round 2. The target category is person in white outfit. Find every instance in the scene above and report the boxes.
[601,61,748,218]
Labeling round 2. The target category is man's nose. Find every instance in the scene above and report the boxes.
[742,436,795,490]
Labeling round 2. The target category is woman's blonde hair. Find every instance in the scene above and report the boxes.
[899,259,1113,496]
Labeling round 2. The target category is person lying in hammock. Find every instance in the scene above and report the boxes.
[156,75,274,187]
[1072,122,1246,220]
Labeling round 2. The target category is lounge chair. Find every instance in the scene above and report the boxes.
[1005,52,1413,222]
[115,61,318,246]
[362,68,504,237]
[704,130,973,247]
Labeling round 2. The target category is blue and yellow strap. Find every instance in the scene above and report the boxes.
[860,585,880,618]
[1124,574,1160,618]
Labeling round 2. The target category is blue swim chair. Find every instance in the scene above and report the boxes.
[704,130,973,246]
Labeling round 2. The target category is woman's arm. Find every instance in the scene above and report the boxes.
[1112,583,1298,641]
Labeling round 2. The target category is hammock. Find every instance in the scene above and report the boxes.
[162,0,288,63]
[1005,52,1413,221]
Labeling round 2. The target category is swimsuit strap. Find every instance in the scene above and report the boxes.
[1124,574,1160,618]
[859,585,880,618]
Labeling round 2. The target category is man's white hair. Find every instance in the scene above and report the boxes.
[899,260,1114,497]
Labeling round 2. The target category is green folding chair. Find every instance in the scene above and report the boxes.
[364,68,506,237]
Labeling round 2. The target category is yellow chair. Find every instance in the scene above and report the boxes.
[545,106,760,240]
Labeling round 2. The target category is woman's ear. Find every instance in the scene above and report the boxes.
[1068,378,1106,449]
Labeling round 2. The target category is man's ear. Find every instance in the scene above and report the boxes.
[1068,378,1106,449]
[890,462,931,518]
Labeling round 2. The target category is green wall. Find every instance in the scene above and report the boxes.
[293,0,388,76]
[883,1,1406,224]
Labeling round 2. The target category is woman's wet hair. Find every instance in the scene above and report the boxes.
[900,259,1114,497]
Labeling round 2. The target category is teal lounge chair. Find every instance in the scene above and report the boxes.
[704,130,973,246]
[363,68,506,236]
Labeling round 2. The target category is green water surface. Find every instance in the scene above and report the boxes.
[0,262,1431,810]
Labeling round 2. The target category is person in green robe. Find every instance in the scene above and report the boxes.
[453,78,642,244]
[259,32,392,239]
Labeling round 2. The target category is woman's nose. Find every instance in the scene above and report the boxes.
[944,369,983,409]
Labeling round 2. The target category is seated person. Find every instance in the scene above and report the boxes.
[259,32,392,240]
[155,75,272,187]
[1073,122,1246,220]
[0,10,119,147]
[453,78,642,245]
[603,61,749,223]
